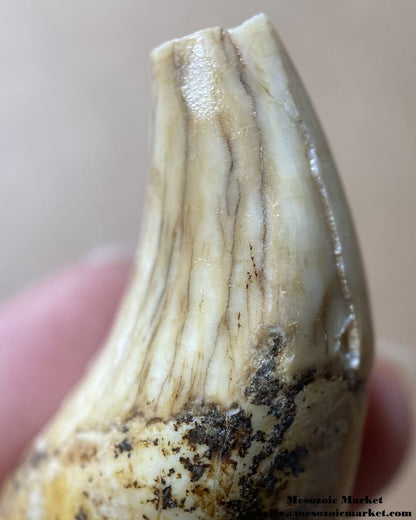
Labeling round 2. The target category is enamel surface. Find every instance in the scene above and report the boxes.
[0,14,372,519]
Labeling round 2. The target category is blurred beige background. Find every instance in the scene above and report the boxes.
[0,0,415,510]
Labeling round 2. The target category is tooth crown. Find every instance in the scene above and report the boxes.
[0,14,372,520]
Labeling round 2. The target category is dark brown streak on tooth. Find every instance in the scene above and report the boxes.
[134,46,192,409]
[203,318,222,397]
[176,246,196,402]
[225,31,268,314]
[203,210,242,390]
[217,112,241,370]
[138,40,188,322]
[148,229,176,328]
[201,33,243,395]
[222,129,235,218]
[153,44,197,411]
[216,204,227,250]
[225,182,241,361]
[203,179,241,395]
[156,236,194,414]
[134,230,178,405]
[134,58,174,353]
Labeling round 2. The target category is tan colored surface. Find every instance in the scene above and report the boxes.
[0,0,414,512]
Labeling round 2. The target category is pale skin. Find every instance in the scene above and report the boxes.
[0,257,411,499]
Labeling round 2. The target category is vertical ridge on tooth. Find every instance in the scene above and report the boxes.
[0,13,372,519]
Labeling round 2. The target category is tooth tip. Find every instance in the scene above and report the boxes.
[151,12,274,64]
[229,12,273,34]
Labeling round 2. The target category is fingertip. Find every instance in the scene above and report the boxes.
[0,257,132,482]
[354,361,413,496]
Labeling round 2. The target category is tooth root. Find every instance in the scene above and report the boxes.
[0,13,373,520]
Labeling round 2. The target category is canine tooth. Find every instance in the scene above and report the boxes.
[0,13,373,519]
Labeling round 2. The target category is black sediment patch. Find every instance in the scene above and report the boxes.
[29,450,49,469]
[182,406,253,460]
[177,331,313,517]
[180,454,209,482]
[114,438,133,458]
[74,507,88,520]
[162,486,177,509]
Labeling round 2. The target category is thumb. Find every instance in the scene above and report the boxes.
[0,250,131,483]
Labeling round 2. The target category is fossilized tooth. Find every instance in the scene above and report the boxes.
[0,13,373,520]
